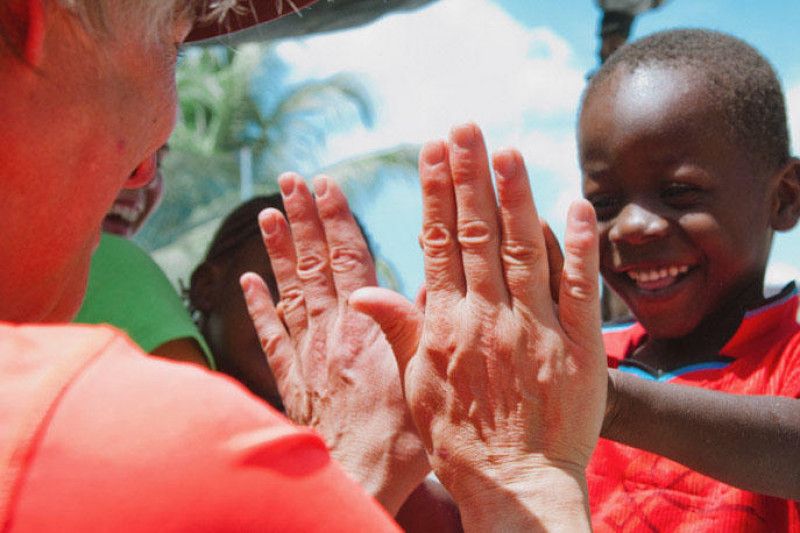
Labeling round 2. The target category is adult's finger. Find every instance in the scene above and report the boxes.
[278,173,337,317]
[492,148,550,310]
[418,139,465,304]
[258,208,307,336]
[448,123,505,302]
[558,200,603,350]
[349,287,422,380]
[541,219,564,303]
[240,272,295,399]
[313,175,378,298]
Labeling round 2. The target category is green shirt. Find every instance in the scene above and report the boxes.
[75,233,215,368]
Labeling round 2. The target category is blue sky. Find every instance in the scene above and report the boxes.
[274,0,800,297]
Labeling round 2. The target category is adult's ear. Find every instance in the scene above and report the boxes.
[1,0,45,65]
[189,261,223,315]
[770,157,800,232]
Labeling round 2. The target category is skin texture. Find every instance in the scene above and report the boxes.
[0,2,192,322]
[581,65,800,499]
[240,173,430,516]
[351,123,608,532]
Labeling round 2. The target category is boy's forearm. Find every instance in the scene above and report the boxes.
[602,368,800,499]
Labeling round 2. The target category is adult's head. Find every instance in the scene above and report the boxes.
[0,0,315,323]
[578,29,800,339]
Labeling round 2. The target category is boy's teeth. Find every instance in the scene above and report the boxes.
[626,265,691,285]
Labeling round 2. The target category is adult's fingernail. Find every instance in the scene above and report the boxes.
[313,176,328,197]
[494,149,518,178]
[279,175,296,196]
[421,141,446,165]
[239,274,253,296]
[450,123,477,148]
[259,211,277,235]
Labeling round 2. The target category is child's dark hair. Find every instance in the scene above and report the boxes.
[186,192,375,321]
[584,28,790,173]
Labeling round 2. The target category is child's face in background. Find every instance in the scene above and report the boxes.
[579,65,776,340]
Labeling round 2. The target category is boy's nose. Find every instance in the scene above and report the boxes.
[608,203,669,245]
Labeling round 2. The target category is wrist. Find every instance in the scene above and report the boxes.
[332,426,430,516]
[447,459,591,532]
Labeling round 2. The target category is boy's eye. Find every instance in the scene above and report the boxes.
[661,182,703,209]
[587,193,622,221]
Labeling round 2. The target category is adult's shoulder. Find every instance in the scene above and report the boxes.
[4,324,397,531]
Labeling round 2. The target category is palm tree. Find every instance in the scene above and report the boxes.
[137,43,374,251]
[135,42,414,291]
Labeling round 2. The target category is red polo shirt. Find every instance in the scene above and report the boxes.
[589,285,800,532]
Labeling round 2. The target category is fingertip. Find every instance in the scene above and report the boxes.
[257,208,281,236]
[278,172,300,196]
[420,140,447,166]
[347,286,378,310]
[239,272,258,296]
[312,174,330,198]
[567,199,597,233]
[449,121,480,148]
[492,148,521,179]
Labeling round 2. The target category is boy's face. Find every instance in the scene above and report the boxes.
[579,65,776,339]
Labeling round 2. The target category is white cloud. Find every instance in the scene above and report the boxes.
[275,0,586,164]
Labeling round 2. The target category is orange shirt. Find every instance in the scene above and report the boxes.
[0,323,399,531]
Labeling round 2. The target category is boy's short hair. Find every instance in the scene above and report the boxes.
[584,28,790,174]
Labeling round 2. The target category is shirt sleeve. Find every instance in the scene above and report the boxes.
[75,233,216,368]
[10,336,399,531]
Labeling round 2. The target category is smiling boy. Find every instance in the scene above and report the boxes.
[580,29,800,530]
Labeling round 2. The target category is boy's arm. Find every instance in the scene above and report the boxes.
[603,368,800,500]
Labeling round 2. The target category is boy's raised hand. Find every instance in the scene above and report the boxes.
[352,123,607,531]
[239,173,429,515]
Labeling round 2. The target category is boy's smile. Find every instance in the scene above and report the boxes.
[579,65,776,341]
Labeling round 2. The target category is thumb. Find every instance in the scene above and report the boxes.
[349,286,422,378]
[558,200,603,350]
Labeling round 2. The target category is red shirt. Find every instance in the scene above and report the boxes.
[589,286,800,532]
[0,323,399,531]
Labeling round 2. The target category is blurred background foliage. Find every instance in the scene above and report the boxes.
[135,43,417,291]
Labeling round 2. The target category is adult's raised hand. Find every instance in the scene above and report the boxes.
[239,173,428,515]
[352,123,607,532]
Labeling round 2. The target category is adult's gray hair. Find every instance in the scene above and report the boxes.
[56,0,241,42]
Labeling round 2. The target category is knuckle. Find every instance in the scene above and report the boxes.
[456,219,493,249]
[565,231,596,255]
[329,245,369,273]
[259,332,283,357]
[296,252,329,280]
[562,272,596,301]
[500,238,541,266]
[421,223,456,257]
[277,287,305,313]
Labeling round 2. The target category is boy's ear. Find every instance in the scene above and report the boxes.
[189,262,223,314]
[2,0,46,65]
[770,157,800,232]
